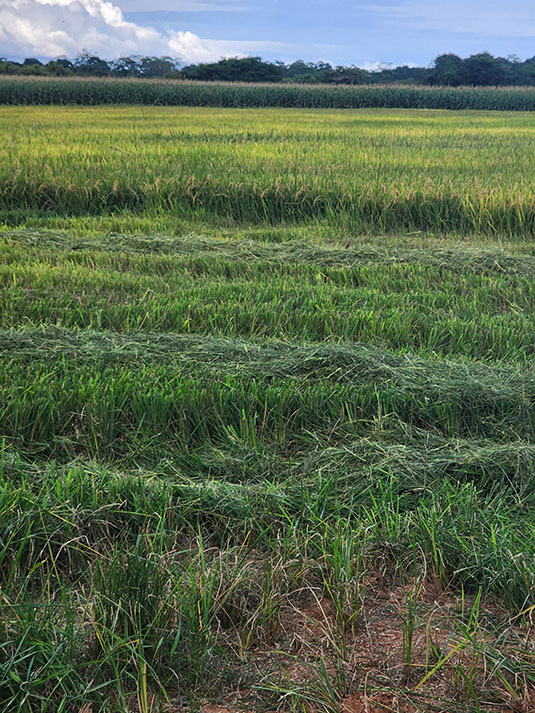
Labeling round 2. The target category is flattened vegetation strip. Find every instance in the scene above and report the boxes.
[1,325,532,388]
[1,328,534,445]
[5,229,535,278]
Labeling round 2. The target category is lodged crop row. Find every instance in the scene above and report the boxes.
[4,76,535,110]
[3,231,535,361]
[2,327,535,456]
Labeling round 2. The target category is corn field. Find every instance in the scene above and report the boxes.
[4,75,535,110]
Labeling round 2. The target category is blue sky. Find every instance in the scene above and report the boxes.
[120,0,535,66]
[3,0,535,66]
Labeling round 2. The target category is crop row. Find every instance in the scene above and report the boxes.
[4,76,535,111]
[2,234,535,361]
[2,328,535,457]
[8,229,535,277]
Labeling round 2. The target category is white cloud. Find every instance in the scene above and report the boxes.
[361,1,535,38]
[361,61,391,72]
[0,0,265,61]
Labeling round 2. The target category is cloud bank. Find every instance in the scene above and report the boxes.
[0,0,252,62]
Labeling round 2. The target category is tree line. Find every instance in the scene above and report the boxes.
[3,52,535,86]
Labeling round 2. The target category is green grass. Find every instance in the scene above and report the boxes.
[1,438,534,711]
[1,105,535,712]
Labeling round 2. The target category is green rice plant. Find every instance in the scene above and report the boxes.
[3,230,535,362]
[7,228,535,277]
[401,589,419,683]
[1,329,535,463]
[2,106,535,235]
[1,449,534,710]
[316,525,366,642]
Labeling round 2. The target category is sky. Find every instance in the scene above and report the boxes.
[2,0,535,68]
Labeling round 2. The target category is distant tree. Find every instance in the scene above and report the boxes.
[373,64,429,84]
[45,60,73,76]
[330,65,368,84]
[284,60,369,84]
[429,54,464,85]
[182,56,284,83]
[4,50,535,87]
[284,61,326,82]
[55,58,75,72]
[462,52,507,86]
[0,60,22,74]
[286,60,316,78]
[516,57,535,86]
[74,52,110,76]
[20,64,48,75]
[138,56,178,77]
[110,56,141,77]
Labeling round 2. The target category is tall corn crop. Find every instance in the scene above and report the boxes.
[4,76,535,110]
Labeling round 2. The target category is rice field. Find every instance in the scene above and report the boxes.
[1,105,535,713]
[4,106,535,237]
